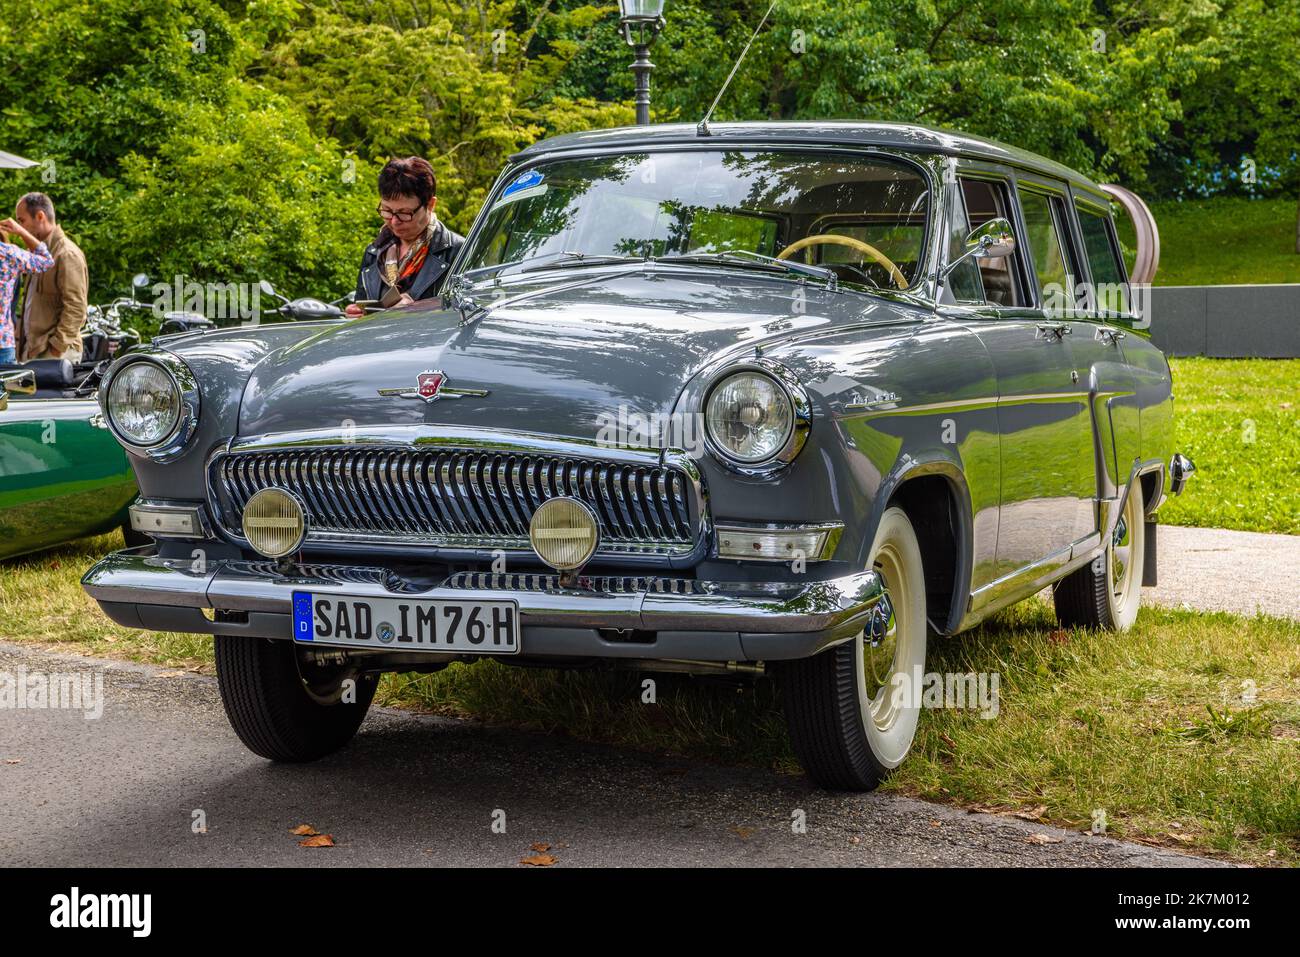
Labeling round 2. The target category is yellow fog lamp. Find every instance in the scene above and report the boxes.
[242,487,307,559]
[529,497,600,573]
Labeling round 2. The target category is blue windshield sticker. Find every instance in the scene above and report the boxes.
[503,169,544,197]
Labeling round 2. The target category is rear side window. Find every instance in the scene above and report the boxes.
[959,177,1027,307]
[1019,190,1076,303]
[1077,205,1129,313]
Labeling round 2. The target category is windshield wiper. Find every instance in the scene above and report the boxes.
[461,250,645,283]
[659,250,838,291]
[517,251,647,274]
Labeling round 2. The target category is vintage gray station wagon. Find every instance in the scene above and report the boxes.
[83,122,1193,790]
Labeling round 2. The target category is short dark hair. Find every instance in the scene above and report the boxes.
[378,157,437,207]
[19,192,55,223]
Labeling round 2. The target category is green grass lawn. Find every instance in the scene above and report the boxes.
[3,531,1297,865]
[1115,197,1300,286]
[1163,357,1299,534]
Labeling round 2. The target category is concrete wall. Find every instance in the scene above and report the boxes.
[1148,284,1300,358]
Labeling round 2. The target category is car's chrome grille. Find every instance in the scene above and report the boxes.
[211,448,697,555]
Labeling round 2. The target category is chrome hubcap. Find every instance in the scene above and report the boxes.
[1111,500,1136,600]
[863,549,906,732]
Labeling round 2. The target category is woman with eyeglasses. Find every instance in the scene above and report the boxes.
[345,157,464,317]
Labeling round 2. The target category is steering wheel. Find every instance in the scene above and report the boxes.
[777,234,908,290]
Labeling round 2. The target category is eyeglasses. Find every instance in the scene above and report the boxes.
[376,203,424,223]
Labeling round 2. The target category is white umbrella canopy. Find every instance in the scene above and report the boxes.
[0,149,37,169]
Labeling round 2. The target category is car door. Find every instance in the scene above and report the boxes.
[0,385,137,560]
[1069,195,1150,494]
[949,168,1095,598]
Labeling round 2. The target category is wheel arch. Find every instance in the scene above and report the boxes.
[858,454,973,637]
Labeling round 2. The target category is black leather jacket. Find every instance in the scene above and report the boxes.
[354,219,465,304]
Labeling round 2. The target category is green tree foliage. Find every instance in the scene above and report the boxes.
[0,0,1291,308]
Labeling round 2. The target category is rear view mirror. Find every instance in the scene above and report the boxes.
[941,217,1016,281]
[966,217,1016,259]
[131,273,152,301]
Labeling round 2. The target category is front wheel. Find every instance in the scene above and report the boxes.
[779,507,928,791]
[214,636,378,762]
[1054,483,1146,631]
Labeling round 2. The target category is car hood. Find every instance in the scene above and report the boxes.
[237,269,902,440]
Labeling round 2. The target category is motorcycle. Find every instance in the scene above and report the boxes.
[257,279,355,321]
[81,273,216,364]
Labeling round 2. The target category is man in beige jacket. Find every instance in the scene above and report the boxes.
[13,192,88,362]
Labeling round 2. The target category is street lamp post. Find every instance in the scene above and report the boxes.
[619,0,667,126]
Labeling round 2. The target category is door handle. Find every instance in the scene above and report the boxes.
[1095,326,1126,345]
[1036,322,1071,340]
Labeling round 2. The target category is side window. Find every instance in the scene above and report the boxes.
[959,177,1027,307]
[1076,204,1129,315]
[945,181,985,303]
[1018,190,1077,310]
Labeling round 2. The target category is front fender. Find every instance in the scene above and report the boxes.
[105,323,339,500]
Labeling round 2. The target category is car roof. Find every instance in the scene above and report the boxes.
[511,120,1108,198]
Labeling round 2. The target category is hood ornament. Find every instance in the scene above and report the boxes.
[377,370,489,404]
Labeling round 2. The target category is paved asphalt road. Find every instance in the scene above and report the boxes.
[0,642,1222,868]
[1142,525,1300,620]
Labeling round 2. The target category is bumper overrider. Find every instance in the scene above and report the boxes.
[81,550,886,663]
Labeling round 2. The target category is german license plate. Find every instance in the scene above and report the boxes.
[292,592,520,655]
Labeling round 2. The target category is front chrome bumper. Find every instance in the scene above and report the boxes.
[81,550,885,662]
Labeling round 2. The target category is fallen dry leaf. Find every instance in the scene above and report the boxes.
[155,671,185,679]
[1048,629,1069,645]
[529,842,551,853]
[1166,832,1195,845]
[299,834,335,847]
[4,759,21,765]
[1013,805,1049,821]
[290,824,320,837]
[939,733,958,750]
[1026,833,1063,845]
[520,853,557,866]
[730,825,757,840]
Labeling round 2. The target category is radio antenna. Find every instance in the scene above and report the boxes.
[697,0,778,136]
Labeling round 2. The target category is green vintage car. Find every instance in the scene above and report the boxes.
[0,361,138,561]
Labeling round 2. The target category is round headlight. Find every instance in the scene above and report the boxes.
[107,361,181,447]
[242,488,307,559]
[705,371,794,464]
[529,497,599,571]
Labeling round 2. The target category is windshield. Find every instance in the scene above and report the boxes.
[460,150,931,290]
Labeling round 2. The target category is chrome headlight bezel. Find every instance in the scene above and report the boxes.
[702,358,811,475]
[99,352,200,462]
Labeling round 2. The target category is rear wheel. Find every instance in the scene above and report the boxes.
[1054,484,1146,631]
[779,507,928,790]
[214,636,378,762]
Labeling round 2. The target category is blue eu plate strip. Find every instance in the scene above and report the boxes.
[292,592,313,642]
